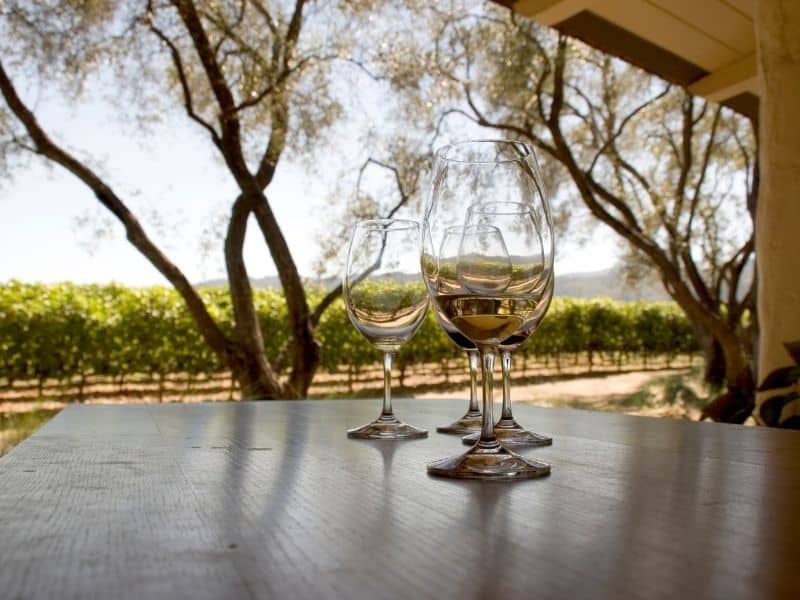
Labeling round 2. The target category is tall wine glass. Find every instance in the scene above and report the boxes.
[344,219,429,439]
[434,226,481,435]
[461,203,555,447]
[422,140,553,480]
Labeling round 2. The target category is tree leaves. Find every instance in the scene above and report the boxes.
[758,366,800,392]
[759,392,800,429]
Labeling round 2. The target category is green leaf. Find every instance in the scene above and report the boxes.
[779,415,800,430]
[757,366,800,392]
[759,392,800,427]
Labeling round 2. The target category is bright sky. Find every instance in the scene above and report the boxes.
[0,79,618,286]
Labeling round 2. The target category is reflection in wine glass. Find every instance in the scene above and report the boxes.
[422,140,553,480]
[344,219,429,439]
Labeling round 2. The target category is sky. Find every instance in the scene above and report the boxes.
[0,70,619,287]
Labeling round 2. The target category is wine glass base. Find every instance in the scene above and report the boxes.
[436,411,482,435]
[348,415,428,440]
[462,420,552,447]
[427,442,550,480]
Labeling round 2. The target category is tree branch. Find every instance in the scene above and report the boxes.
[684,105,722,242]
[248,0,277,35]
[587,85,670,175]
[171,0,250,181]
[283,0,306,72]
[144,4,221,146]
[462,84,559,159]
[674,96,695,210]
[251,0,307,189]
[308,157,418,328]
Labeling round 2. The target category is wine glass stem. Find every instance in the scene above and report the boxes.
[381,351,394,418]
[478,348,497,445]
[501,350,513,420]
[468,350,480,413]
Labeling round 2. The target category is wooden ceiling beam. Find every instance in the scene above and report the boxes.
[688,54,757,101]
[512,0,589,25]
[500,0,759,119]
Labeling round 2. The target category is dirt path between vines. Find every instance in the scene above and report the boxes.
[2,366,706,420]
[413,367,706,420]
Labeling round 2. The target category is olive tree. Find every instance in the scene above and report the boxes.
[0,0,377,398]
[366,1,757,421]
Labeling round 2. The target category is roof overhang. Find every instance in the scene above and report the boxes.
[498,0,758,121]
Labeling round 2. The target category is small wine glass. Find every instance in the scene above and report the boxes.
[344,219,429,439]
[434,226,481,435]
[462,279,554,446]
[433,308,482,434]
[461,203,555,448]
[422,140,553,480]
[497,278,554,443]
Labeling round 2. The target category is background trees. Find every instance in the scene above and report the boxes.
[361,1,756,421]
[0,0,379,398]
[1,1,759,420]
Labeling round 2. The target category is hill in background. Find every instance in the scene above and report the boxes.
[198,266,670,302]
[554,268,668,301]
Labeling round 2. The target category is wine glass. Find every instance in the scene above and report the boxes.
[461,203,554,447]
[422,140,553,480]
[434,226,481,435]
[344,219,429,439]
[432,310,481,434]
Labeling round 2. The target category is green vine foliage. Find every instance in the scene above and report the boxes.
[0,282,699,387]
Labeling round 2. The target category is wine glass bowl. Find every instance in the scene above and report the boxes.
[344,219,429,440]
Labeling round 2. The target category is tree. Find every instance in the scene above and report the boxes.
[373,2,757,421]
[0,0,374,398]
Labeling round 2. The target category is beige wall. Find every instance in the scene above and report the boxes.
[755,0,800,423]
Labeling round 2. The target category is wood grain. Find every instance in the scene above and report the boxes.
[1,400,799,599]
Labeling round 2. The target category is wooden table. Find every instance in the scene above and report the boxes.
[1,399,799,599]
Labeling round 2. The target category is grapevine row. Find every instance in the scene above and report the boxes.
[0,282,698,389]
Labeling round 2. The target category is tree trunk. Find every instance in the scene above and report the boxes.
[701,335,726,387]
[704,331,755,423]
[252,195,319,396]
[671,291,753,422]
[224,195,285,400]
[78,372,86,402]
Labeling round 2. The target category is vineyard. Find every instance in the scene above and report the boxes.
[0,282,699,403]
